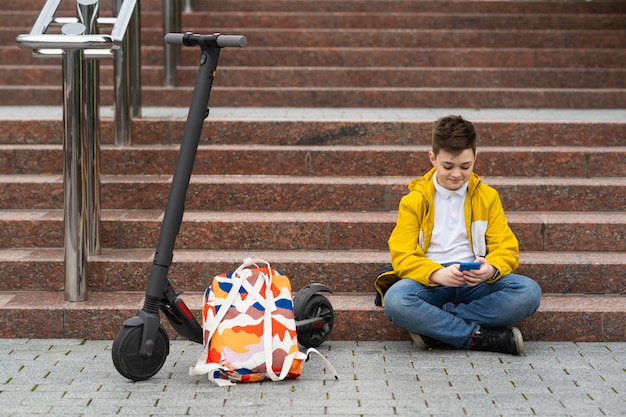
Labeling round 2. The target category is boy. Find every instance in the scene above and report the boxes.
[375,115,541,355]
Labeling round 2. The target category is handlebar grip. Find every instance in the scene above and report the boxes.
[216,35,247,48]
[164,32,247,48]
[164,33,184,45]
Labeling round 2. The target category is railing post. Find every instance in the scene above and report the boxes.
[129,0,141,118]
[78,0,102,256]
[113,0,133,145]
[163,0,181,86]
[62,21,89,302]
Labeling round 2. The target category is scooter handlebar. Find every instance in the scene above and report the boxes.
[164,32,247,48]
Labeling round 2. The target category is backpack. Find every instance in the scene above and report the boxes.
[189,258,339,386]
[374,263,399,307]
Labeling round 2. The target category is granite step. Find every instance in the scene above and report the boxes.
[4,0,626,13]
[3,65,625,89]
[189,0,626,14]
[156,28,626,49]
[166,67,625,89]
[5,45,623,68]
[2,84,624,108]
[0,290,623,342]
[0,174,624,212]
[0,248,621,294]
[155,11,626,31]
[155,81,626,108]
[6,26,626,49]
[1,115,624,147]
[0,209,623,252]
[3,0,626,14]
[3,144,624,178]
[174,46,626,69]
[4,8,626,30]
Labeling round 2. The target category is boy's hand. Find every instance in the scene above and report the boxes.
[460,257,495,287]
[428,258,498,287]
[428,266,467,287]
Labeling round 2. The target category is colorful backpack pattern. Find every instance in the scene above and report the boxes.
[189,259,338,386]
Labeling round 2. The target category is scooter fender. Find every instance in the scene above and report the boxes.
[122,315,144,327]
[121,311,163,357]
[293,283,332,319]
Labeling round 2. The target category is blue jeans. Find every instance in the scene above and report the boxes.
[384,274,542,349]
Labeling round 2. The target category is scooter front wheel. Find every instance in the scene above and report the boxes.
[112,325,170,381]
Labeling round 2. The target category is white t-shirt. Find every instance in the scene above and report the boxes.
[424,173,476,264]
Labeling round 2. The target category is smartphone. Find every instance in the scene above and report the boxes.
[459,262,481,271]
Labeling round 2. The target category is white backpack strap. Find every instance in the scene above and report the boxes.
[202,258,267,338]
[305,348,340,380]
[246,260,297,383]
[189,263,247,384]
[203,269,244,342]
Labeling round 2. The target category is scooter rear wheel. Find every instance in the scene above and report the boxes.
[297,294,334,348]
[112,325,170,381]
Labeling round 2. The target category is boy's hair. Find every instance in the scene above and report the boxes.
[432,115,476,156]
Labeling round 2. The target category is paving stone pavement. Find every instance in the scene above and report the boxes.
[0,339,624,417]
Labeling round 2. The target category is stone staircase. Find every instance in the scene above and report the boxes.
[0,0,624,342]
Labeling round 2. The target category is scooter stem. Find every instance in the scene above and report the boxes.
[138,41,221,357]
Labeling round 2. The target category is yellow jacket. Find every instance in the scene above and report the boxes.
[375,167,519,304]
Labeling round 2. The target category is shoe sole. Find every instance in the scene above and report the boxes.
[409,332,431,350]
[511,327,524,355]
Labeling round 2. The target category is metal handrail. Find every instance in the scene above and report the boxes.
[18,0,137,46]
[16,0,139,143]
[15,0,140,302]
[16,33,114,49]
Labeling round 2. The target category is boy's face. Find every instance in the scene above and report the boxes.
[429,148,476,191]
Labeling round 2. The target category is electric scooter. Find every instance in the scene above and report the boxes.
[111,32,335,382]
